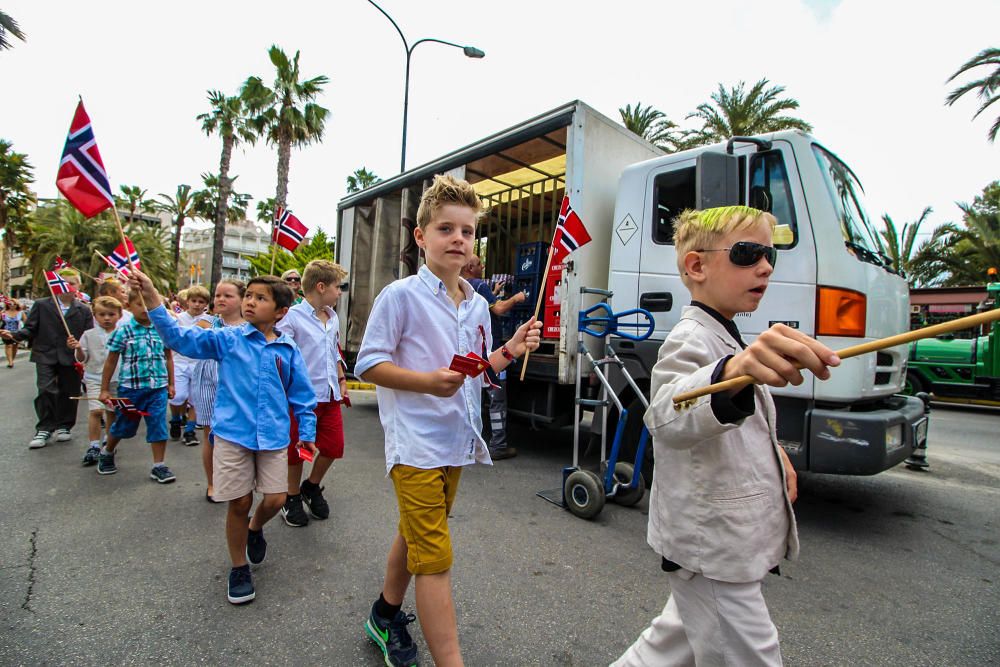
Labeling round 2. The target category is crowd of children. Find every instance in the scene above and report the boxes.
[3,171,845,666]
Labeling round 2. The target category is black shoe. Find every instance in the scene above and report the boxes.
[301,480,330,520]
[364,602,419,667]
[246,528,267,565]
[182,430,199,447]
[97,450,117,475]
[489,446,518,460]
[169,419,182,440]
[149,465,177,484]
[281,494,310,527]
[82,446,100,466]
[227,565,255,605]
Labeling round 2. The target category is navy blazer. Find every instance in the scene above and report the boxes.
[13,297,93,366]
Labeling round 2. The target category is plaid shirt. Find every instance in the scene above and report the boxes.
[107,318,169,389]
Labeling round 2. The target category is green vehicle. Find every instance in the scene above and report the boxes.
[906,282,1000,404]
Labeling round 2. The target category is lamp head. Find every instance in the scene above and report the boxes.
[463,46,485,58]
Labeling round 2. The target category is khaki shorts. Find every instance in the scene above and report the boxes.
[212,436,288,502]
[85,380,117,413]
[391,464,462,575]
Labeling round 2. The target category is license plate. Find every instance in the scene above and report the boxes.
[914,418,928,445]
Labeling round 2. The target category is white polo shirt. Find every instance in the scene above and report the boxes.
[275,300,342,403]
[356,265,494,474]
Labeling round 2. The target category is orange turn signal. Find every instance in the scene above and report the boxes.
[816,286,866,337]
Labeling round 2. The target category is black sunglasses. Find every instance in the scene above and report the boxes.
[338,282,349,290]
[697,241,777,269]
[284,276,301,282]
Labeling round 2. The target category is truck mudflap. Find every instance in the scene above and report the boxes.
[807,394,928,475]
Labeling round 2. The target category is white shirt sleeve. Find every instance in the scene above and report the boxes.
[355,285,403,379]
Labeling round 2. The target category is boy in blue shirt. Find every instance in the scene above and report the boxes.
[130,270,317,605]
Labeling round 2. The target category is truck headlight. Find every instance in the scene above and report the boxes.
[886,424,904,452]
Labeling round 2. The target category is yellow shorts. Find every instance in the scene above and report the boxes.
[390,464,462,575]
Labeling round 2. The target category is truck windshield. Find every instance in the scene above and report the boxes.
[812,145,888,269]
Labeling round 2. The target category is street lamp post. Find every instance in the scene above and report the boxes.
[367,0,485,172]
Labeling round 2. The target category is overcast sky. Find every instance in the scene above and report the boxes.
[2,0,997,243]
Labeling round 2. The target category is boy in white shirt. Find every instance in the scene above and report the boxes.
[356,175,542,667]
[168,284,212,445]
[68,296,121,465]
[276,259,350,527]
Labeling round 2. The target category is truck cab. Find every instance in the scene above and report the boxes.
[607,131,928,475]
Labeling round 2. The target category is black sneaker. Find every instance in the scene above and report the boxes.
[182,430,199,447]
[169,419,182,440]
[246,528,267,565]
[301,480,330,520]
[149,465,176,484]
[97,450,117,475]
[227,565,255,605]
[82,446,100,466]
[365,603,419,667]
[489,446,518,460]
[281,494,310,527]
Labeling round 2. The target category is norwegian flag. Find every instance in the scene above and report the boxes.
[550,196,592,264]
[108,397,150,419]
[45,270,76,295]
[56,100,115,218]
[108,237,140,272]
[53,256,71,270]
[272,207,308,252]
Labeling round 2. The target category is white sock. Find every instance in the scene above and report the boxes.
[88,440,100,449]
[152,462,166,470]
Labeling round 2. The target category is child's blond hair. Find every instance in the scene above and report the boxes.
[674,206,777,285]
[92,295,123,315]
[186,284,211,303]
[57,268,81,282]
[416,174,482,229]
[302,260,347,294]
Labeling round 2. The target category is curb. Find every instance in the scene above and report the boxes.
[346,381,375,391]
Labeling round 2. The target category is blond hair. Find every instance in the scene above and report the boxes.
[416,174,482,229]
[92,295,123,314]
[302,260,347,294]
[97,278,124,298]
[57,268,81,282]
[186,284,210,302]
[674,206,777,285]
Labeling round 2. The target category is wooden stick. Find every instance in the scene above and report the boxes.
[269,242,279,275]
[672,308,1000,405]
[111,208,148,311]
[71,396,122,400]
[93,250,130,282]
[47,278,73,338]
[519,244,555,381]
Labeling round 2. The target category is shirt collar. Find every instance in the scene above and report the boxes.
[239,322,292,345]
[691,300,746,349]
[291,299,335,320]
[417,264,474,301]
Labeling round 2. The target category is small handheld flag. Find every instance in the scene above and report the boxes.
[56,100,115,218]
[53,256,71,270]
[45,270,76,296]
[273,207,308,252]
[108,237,141,272]
[108,397,150,419]
[551,196,592,264]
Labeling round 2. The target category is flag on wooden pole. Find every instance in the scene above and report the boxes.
[273,207,308,252]
[56,100,115,218]
[45,270,76,296]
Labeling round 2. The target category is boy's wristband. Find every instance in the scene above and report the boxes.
[500,344,516,361]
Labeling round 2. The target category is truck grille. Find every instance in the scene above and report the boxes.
[874,351,900,388]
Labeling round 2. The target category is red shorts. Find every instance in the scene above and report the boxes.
[288,400,345,463]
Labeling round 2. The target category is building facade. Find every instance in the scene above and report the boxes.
[182,219,271,286]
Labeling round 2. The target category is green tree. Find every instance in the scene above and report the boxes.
[242,45,329,209]
[116,185,156,224]
[946,47,1000,143]
[0,10,26,50]
[156,184,199,280]
[618,102,686,151]
[21,200,177,294]
[256,197,277,225]
[197,90,258,288]
[0,140,35,293]
[248,229,335,277]
[346,167,380,194]
[687,78,813,144]
[909,181,1000,286]
[192,172,251,225]
[879,207,932,281]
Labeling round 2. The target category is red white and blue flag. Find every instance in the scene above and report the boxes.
[273,207,308,252]
[56,100,115,218]
[45,270,76,296]
[108,237,140,272]
[107,397,150,418]
[53,256,71,270]
[551,196,592,264]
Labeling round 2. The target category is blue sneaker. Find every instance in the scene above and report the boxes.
[365,603,419,666]
[82,446,100,467]
[97,451,117,475]
[149,465,176,484]
[227,565,255,605]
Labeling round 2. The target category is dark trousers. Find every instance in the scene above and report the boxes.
[480,378,508,450]
[34,363,82,432]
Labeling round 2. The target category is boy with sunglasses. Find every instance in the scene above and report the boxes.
[613,206,841,667]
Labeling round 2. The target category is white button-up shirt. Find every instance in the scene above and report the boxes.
[356,265,494,474]
[275,300,342,403]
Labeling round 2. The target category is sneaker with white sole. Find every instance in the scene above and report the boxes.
[29,431,50,449]
[54,428,72,442]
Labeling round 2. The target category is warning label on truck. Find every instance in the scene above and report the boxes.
[617,214,637,245]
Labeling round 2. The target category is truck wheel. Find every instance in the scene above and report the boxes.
[611,462,645,507]
[904,371,927,396]
[563,470,605,519]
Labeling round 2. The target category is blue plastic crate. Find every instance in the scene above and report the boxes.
[512,275,542,304]
[515,242,549,277]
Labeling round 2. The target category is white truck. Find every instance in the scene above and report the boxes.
[336,100,928,481]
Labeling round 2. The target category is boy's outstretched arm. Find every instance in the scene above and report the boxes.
[129,270,225,361]
[488,316,542,373]
[721,323,840,393]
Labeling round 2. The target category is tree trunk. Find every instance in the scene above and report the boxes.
[0,201,9,294]
[211,135,235,288]
[172,215,184,287]
[275,134,291,210]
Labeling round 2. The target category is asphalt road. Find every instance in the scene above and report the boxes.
[1,361,997,666]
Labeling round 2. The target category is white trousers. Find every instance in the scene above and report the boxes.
[611,569,782,667]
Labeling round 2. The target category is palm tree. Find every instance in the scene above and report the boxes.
[116,185,156,224]
[879,206,932,280]
[0,10,26,50]
[192,172,251,225]
[242,45,330,210]
[256,197,277,225]
[346,167,380,194]
[0,140,35,293]
[945,47,1000,143]
[197,90,257,287]
[156,184,198,279]
[687,78,813,143]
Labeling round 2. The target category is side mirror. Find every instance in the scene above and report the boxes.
[696,151,739,209]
